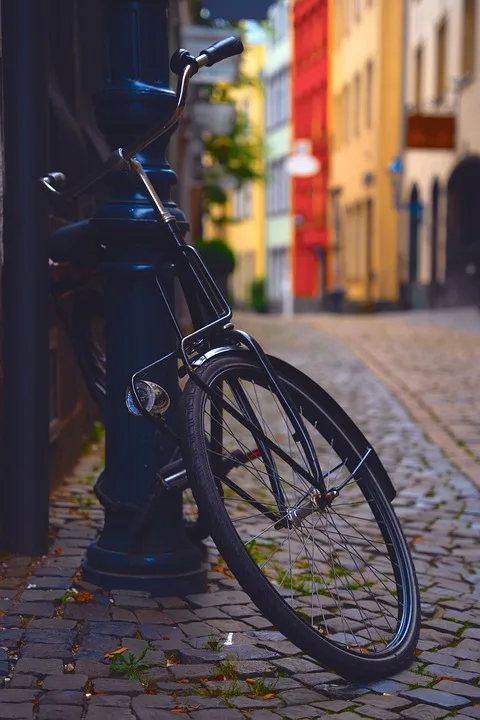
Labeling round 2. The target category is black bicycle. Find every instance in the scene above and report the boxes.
[42,37,420,682]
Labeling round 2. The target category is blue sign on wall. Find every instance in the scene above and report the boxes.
[203,0,274,20]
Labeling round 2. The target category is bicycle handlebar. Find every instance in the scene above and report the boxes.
[40,36,244,201]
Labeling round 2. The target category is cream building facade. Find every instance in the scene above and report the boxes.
[329,0,404,309]
[402,0,480,308]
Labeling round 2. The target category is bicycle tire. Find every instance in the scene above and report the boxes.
[180,350,420,681]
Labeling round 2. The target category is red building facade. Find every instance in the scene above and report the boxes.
[292,0,329,306]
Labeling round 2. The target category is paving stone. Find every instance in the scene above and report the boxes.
[271,657,320,674]
[313,700,354,712]
[400,703,449,719]
[131,695,174,712]
[42,675,88,691]
[402,688,469,707]
[37,706,82,720]
[24,629,74,645]
[14,659,63,676]
[21,644,72,660]
[192,711,246,720]
[229,696,283,709]
[434,680,480,699]
[10,604,54,619]
[354,704,399,720]
[420,651,457,667]
[187,591,251,607]
[281,707,327,719]
[133,611,174,625]
[84,622,136,637]
[365,679,408,693]
[357,694,411,709]
[111,596,158,610]
[0,704,33,719]
[138,624,184,641]
[92,679,144,695]
[28,620,76,631]
[424,664,478,680]
[279,688,323,704]
[41,691,84,705]
[111,609,137,623]
[9,676,37,690]
[73,660,110,677]
[89,696,131,707]
[85,709,135,720]
[178,622,217,638]
[0,691,39,703]
[63,605,110,621]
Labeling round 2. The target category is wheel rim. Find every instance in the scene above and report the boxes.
[197,365,415,658]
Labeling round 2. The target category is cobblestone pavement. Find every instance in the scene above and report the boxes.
[296,307,480,489]
[1,311,480,719]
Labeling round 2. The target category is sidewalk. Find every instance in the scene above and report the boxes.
[0,311,479,720]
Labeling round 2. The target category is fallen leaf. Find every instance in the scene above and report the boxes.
[104,647,128,659]
[166,655,179,666]
[246,678,256,685]
[162,636,170,640]
[263,693,276,700]
[176,679,190,684]
[212,674,225,681]
[75,592,93,604]
[54,547,62,554]
[172,710,187,714]
[247,693,257,699]
[145,688,156,695]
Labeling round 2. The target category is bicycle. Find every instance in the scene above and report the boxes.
[42,37,420,682]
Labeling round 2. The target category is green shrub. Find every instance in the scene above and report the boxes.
[249,278,268,313]
[195,238,236,277]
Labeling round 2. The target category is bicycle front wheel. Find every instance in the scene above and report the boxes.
[180,351,420,681]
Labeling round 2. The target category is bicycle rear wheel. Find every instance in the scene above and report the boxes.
[180,350,420,681]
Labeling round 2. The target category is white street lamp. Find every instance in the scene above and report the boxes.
[285,140,321,178]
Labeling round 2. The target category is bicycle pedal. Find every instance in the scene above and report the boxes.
[126,380,171,418]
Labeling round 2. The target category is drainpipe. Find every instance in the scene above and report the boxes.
[1,0,50,554]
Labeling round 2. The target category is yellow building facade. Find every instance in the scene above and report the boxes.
[225,42,266,305]
[329,0,404,308]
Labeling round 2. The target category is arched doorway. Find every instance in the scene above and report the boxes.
[429,179,440,307]
[446,155,480,306]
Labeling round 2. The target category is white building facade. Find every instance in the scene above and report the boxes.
[401,0,480,308]
[264,0,294,312]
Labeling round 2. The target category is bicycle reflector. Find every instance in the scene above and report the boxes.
[126,380,171,418]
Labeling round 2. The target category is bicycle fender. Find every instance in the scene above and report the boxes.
[192,347,396,503]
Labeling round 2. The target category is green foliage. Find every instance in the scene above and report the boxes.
[109,647,150,681]
[195,238,236,276]
[248,278,268,313]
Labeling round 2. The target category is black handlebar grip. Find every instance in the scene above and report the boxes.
[200,36,244,67]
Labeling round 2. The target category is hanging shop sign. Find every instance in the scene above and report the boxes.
[406,114,456,150]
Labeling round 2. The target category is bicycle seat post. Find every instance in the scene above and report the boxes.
[81,0,207,596]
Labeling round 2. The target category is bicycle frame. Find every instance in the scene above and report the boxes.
[43,39,328,509]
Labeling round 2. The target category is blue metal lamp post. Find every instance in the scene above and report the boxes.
[82,0,207,595]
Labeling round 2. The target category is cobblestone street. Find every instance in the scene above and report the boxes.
[1,309,480,720]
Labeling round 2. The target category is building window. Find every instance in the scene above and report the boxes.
[233,183,253,221]
[462,0,476,76]
[414,44,423,110]
[266,68,290,130]
[365,60,373,128]
[344,84,350,143]
[266,158,289,215]
[354,73,361,136]
[435,18,447,102]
